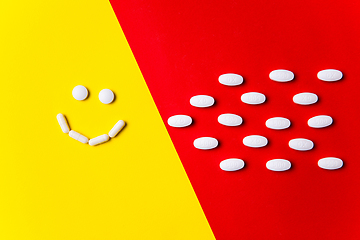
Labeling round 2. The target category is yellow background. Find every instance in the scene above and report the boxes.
[0,1,215,239]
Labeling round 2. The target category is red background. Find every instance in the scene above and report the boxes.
[110,0,360,239]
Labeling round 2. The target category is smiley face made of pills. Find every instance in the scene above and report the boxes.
[56,85,125,146]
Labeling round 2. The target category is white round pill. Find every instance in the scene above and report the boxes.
[72,85,88,101]
[99,89,115,104]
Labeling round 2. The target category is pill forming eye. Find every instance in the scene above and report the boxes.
[56,113,70,133]
[220,158,245,171]
[308,115,333,128]
[89,134,110,146]
[265,117,291,130]
[190,95,215,108]
[243,135,268,148]
[317,69,343,82]
[218,73,244,86]
[293,92,318,105]
[72,85,88,101]
[266,159,291,171]
[167,115,192,128]
[269,69,294,82]
[218,114,243,126]
[289,138,314,151]
[99,89,115,104]
[193,137,218,150]
[69,130,89,144]
[318,157,343,170]
[241,92,266,105]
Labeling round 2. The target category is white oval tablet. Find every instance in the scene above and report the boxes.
[99,89,115,104]
[167,115,192,128]
[241,92,266,105]
[218,73,243,86]
[308,115,333,128]
[266,159,291,171]
[220,158,245,171]
[293,92,318,105]
[72,85,88,101]
[193,137,218,150]
[218,114,243,126]
[317,69,343,82]
[269,69,294,82]
[318,157,343,170]
[243,135,268,148]
[190,95,215,108]
[265,117,291,130]
[289,138,314,151]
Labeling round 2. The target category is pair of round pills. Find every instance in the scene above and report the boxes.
[72,85,115,104]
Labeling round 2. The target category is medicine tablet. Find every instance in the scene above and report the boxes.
[265,117,291,130]
[193,137,218,150]
[168,115,192,128]
[56,113,70,133]
[289,138,314,151]
[317,69,343,82]
[243,135,268,148]
[99,89,115,104]
[218,73,243,86]
[318,157,343,170]
[108,120,125,138]
[89,134,110,146]
[69,130,88,144]
[218,114,242,126]
[72,85,88,101]
[241,92,266,105]
[190,95,215,108]
[269,69,294,82]
[293,92,318,105]
[266,159,291,171]
[220,158,245,171]
[308,115,333,128]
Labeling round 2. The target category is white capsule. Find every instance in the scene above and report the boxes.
[218,114,243,126]
[220,158,245,171]
[289,138,314,151]
[265,117,291,130]
[293,92,318,105]
[266,159,291,171]
[69,130,88,144]
[317,69,343,82]
[109,120,125,138]
[56,113,70,133]
[308,115,333,128]
[167,115,192,128]
[89,134,110,146]
[318,157,343,170]
[190,95,215,108]
[241,92,266,105]
[269,69,294,82]
[218,73,243,86]
[193,137,218,150]
[243,135,268,148]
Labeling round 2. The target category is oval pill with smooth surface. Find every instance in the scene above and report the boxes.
[266,159,291,171]
[243,135,268,148]
[220,158,245,171]
[293,92,318,105]
[193,137,218,150]
[56,113,70,133]
[69,130,88,144]
[190,95,215,108]
[89,134,110,146]
[289,138,314,151]
[168,115,192,128]
[218,73,243,86]
[317,69,343,82]
[318,157,343,170]
[265,117,291,130]
[241,92,266,105]
[269,69,294,82]
[308,115,333,128]
[218,114,243,126]
[109,120,125,138]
